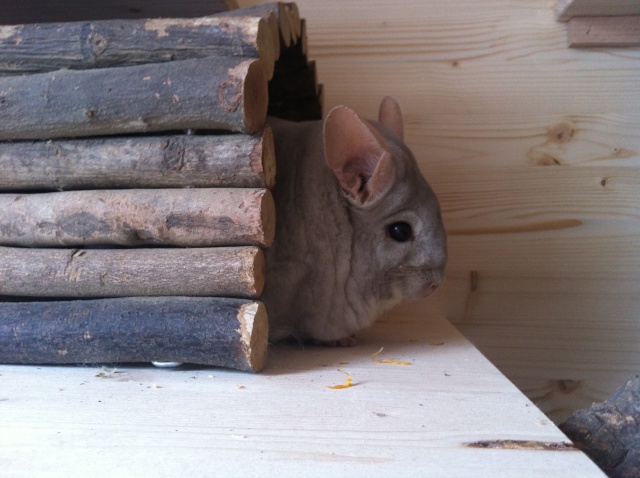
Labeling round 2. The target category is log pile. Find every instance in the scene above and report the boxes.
[0,2,322,372]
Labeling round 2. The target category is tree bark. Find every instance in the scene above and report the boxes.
[0,129,275,191]
[560,376,640,477]
[0,15,276,80]
[0,56,268,140]
[0,297,268,372]
[0,246,264,299]
[0,188,275,247]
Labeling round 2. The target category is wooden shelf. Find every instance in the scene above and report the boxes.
[0,303,603,476]
[556,0,640,21]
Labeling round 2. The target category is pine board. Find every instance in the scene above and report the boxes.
[0,307,603,477]
[556,0,640,21]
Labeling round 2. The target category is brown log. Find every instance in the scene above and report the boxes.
[0,188,275,247]
[0,0,237,24]
[0,297,268,372]
[0,129,275,191]
[560,376,640,477]
[0,16,277,80]
[0,56,268,140]
[0,246,264,299]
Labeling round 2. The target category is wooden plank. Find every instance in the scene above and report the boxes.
[0,0,237,24]
[568,16,640,47]
[0,297,268,372]
[556,0,640,21]
[0,308,604,476]
[406,113,640,170]
[0,246,264,298]
[0,130,276,191]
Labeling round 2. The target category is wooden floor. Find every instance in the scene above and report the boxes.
[1,304,602,477]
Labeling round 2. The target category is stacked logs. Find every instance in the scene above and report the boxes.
[0,2,322,372]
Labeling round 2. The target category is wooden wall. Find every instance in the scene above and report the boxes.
[240,0,640,423]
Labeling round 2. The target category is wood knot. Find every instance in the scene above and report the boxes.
[548,121,575,144]
[217,76,242,113]
[89,32,108,57]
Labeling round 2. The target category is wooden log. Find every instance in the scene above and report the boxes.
[0,15,277,80]
[0,189,275,247]
[0,297,268,372]
[0,129,275,191]
[0,56,268,140]
[0,0,237,24]
[0,246,264,299]
[560,376,640,476]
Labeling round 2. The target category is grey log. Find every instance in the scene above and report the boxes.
[0,188,275,247]
[0,129,275,191]
[0,56,268,140]
[0,297,269,372]
[0,246,264,299]
[0,15,277,79]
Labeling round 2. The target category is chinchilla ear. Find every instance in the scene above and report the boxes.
[378,96,404,140]
[323,105,395,206]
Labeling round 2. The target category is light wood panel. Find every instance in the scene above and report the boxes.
[567,16,640,48]
[556,0,640,21]
[240,0,640,422]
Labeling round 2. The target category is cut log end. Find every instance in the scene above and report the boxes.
[255,16,276,80]
[237,301,269,372]
[241,59,269,134]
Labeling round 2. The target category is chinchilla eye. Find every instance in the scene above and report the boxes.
[388,222,412,242]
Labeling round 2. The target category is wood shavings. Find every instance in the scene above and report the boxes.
[236,385,245,389]
[95,366,122,378]
[371,347,412,366]
[327,370,353,389]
